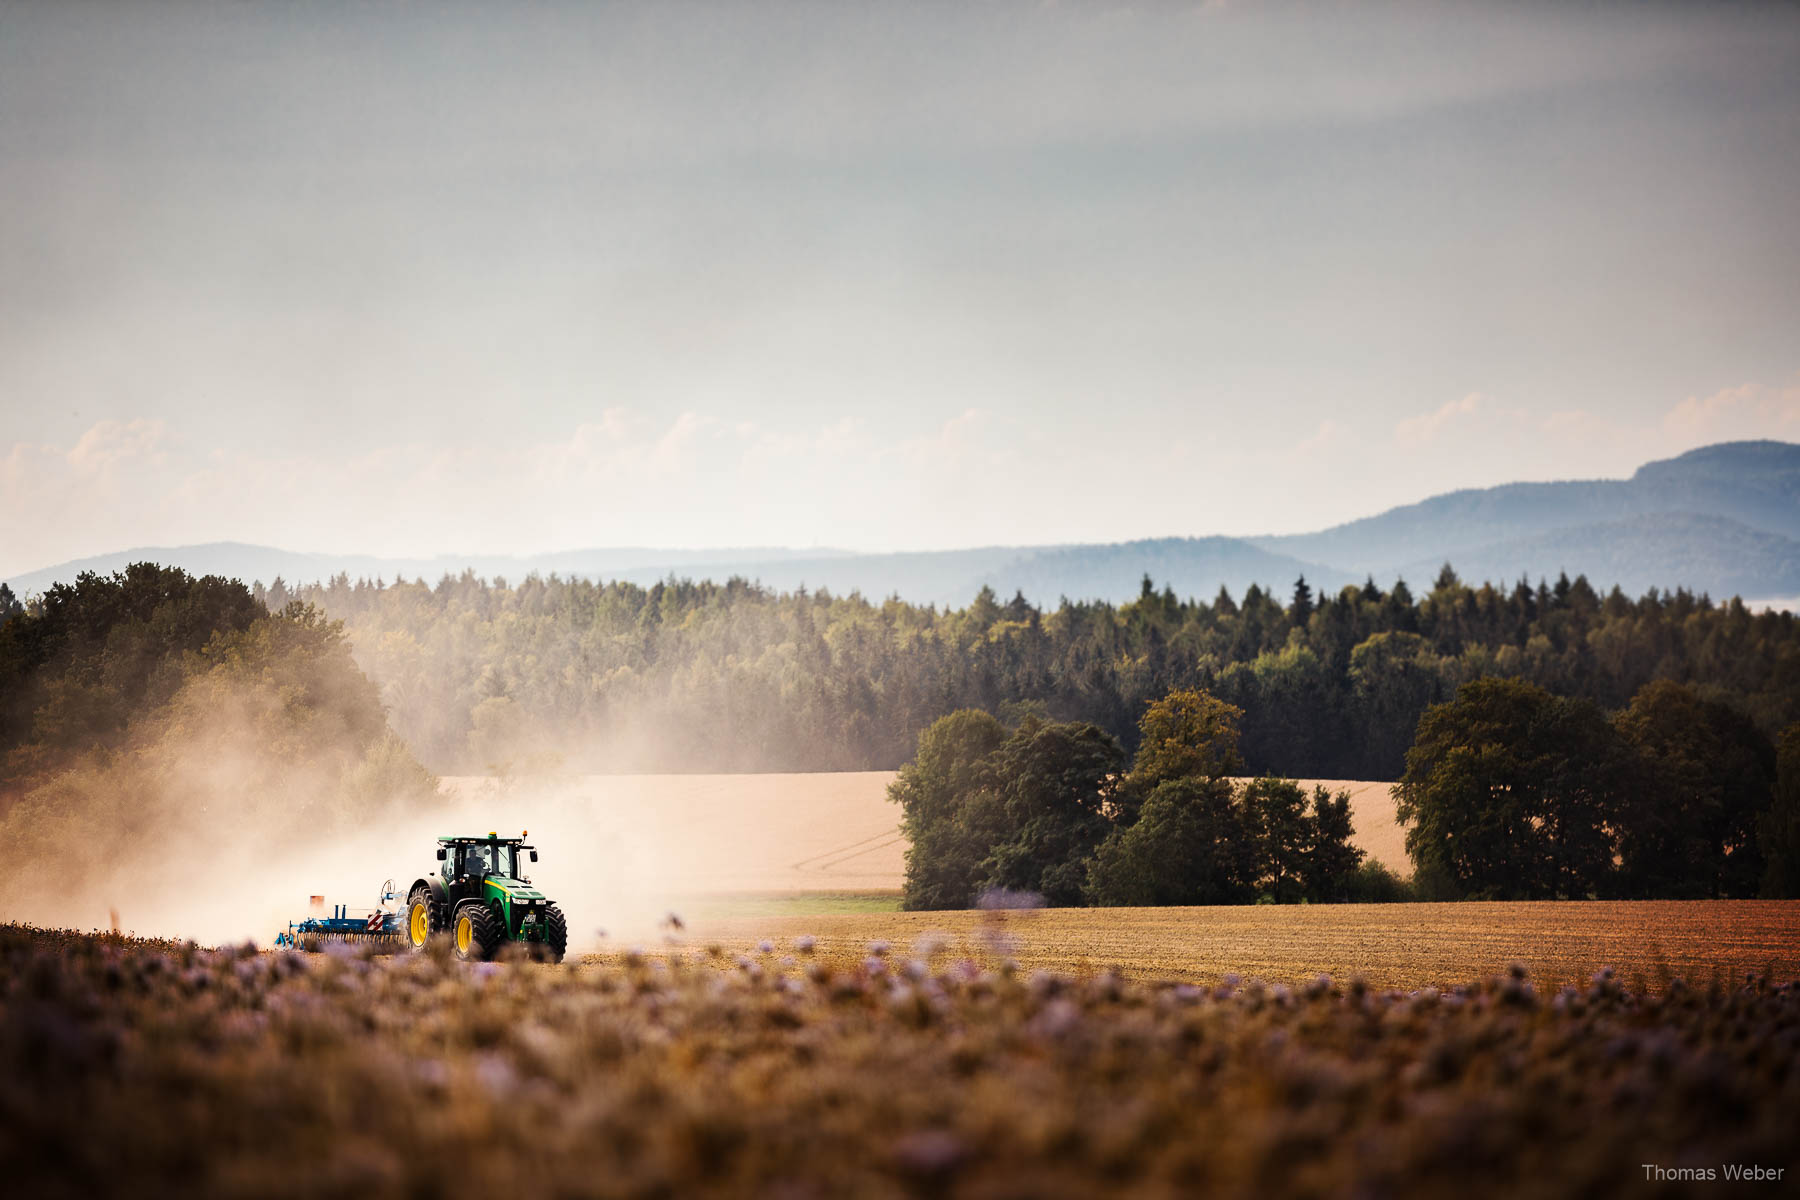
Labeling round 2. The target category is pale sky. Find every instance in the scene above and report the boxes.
[3,0,1798,578]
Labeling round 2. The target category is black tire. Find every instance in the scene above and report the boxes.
[453,902,502,962]
[542,903,568,963]
[405,885,443,952]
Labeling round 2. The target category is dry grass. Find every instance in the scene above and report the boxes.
[656,900,1800,992]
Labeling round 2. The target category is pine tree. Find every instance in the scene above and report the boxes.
[1290,576,1314,626]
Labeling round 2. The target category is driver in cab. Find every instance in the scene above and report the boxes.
[447,845,489,881]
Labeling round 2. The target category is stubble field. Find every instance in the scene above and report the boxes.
[660,900,1800,993]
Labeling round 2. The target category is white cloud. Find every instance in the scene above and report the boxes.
[1293,418,1348,458]
[1394,393,1481,447]
[65,418,168,476]
[1663,381,1800,444]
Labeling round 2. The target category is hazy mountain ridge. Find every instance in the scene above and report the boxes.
[1391,513,1800,600]
[1251,440,1800,577]
[8,441,1796,607]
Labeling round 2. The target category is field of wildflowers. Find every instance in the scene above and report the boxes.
[3,921,1795,1197]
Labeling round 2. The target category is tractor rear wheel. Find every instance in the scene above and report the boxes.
[405,886,442,952]
[543,903,568,963]
[453,903,501,962]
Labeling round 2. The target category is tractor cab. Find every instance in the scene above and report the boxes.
[438,834,537,885]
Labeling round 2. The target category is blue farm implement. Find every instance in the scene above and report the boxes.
[274,881,404,951]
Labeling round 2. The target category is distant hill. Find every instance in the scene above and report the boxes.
[1251,441,1800,592]
[1390,513,1800,600]
[7,440,1796,608]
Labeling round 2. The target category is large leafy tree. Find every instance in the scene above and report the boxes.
[1090,686,1243,906]
[1124,688,1244,801]
[1396,677,1630,900]
[1085,776,1250,906]
[1241,777,1312,903]
[1613,681,1775,899]
[979,719,1124,906]
[1303,785,1366,903]
[889,709,1010,910]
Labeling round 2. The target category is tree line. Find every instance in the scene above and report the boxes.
[232,565,1800,777]
[897,675,1800,908]
[892,691,1377,910]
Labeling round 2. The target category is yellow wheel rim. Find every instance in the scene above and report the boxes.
[409,902,428,946]
[456,914,473,955]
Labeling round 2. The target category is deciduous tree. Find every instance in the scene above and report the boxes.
[1085,776,1250,906]
[1613,681,1774,899]
[1396,677,1629,900]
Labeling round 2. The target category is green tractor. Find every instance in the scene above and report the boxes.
[403,832,569,963]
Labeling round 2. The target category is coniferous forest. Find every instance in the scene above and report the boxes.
[228,566,1800,779]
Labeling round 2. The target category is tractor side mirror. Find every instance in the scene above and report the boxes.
[436,847,446,861]
[529,850,538,862]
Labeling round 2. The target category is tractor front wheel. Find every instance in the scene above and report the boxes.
[543,903,568,963]
[453,903,501,962]
[405,886,441,952]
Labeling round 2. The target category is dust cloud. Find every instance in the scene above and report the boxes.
[1,756,907,950]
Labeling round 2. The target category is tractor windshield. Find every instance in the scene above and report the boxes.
[459,843,519,878]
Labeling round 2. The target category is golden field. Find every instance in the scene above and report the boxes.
[651,900,1800,993]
